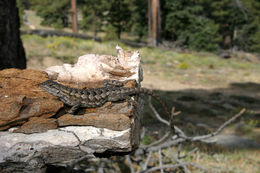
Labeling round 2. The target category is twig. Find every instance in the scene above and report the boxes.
[177,144,182,159]
[141,127,146,139]
[126,155,136,173]
[142,151,153,171]
[97,159,108,173]
[179,147,198,159]
[136,107,246,173]
[158,149,164,173]
[184,108,246,142]
[148,96,170,126]
[143,108,246,152]
[144,131,171,147]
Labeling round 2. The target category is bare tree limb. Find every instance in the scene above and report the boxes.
[158,149,164,173]
[126,155,136,173]
[142,151,153,171]
[185,108,246,142]
[148,96,169,126]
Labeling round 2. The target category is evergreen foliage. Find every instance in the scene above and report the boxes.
[26,0,260,52]
[132,0,148,41]
[78,0,108,37]
[30,0,70,29]
[163,0,220,51]
[241,0,260,52]
[106,0,132,39]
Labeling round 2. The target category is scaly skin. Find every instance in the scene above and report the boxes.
[40,80,171,118]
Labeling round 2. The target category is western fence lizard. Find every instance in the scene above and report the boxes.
[40,80,171,118]
[0,80,173,131]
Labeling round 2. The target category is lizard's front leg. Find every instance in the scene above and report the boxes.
[123,95,137,108]
[68,103,81,114]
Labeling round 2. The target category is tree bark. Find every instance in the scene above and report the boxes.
[70,0,78,33]
[148,0,161,46]
[0,0,26,70]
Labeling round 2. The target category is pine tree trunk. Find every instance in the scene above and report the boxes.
[148,0,161,46]
[0,0,26,70]
[117,27,121,39]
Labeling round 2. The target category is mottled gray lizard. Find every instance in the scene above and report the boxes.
[40,80,171,117]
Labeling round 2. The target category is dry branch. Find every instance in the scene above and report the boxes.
[125,99,246,173]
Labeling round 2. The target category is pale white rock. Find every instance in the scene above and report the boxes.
[45,46,143,83]
[0,126,131,164]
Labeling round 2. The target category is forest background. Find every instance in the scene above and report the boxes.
[18,0,260,53]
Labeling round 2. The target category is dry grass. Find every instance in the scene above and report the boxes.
[165,147,260,173]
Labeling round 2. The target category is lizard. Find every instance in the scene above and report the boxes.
[0,80,174,132]
[39,80,171,118]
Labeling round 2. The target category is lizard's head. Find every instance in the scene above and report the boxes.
[40,80,60,95]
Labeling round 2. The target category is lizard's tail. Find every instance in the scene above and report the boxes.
[137,88,172,119]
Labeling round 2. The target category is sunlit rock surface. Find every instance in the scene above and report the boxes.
[0,69,63,131]
[45,46,143,83]
[0,46,143,170]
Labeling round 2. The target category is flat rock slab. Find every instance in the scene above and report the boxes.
[0,68,139,133]
[0,68,63,131]
[58,113,131,131]
[0,47,143,171]
[0,126,131,171]
[0,68,142,168]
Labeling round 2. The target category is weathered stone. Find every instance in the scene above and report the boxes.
[58,113,131,131]
[0,46,143,171]
[0,67,140,133]
[14,117,58,134]
[0,126,132,167]
[0,68,63,131]
[45,46,142,83]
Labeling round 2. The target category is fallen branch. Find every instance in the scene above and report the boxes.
[127,98,246,173]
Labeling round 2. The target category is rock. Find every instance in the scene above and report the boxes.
[0,126,133,171]
[58,113,131,131]
[45,46,142,83]
[14,117,58,134]
[0,68,63,131]
[57,101,135,131]
[0,46,143,171]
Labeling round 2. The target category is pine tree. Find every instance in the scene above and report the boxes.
[209,0,248,49]
[79,0,109,37]
[132,0,148,41]
[162,0,220,51]
[30,0,70,29]
[106,0,132,39]
[240,0,260,52]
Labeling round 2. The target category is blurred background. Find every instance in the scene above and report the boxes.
[1,0,260,172]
